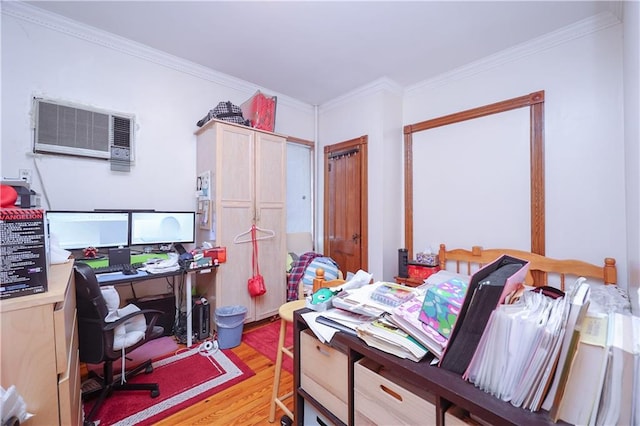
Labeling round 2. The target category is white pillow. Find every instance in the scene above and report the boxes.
[112,304,146,350]
[100,286,146,349]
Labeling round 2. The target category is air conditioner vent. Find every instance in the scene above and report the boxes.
[112,116,131,148]
[33,98,134,160]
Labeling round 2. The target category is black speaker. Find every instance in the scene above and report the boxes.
[398,248,409,278]
[192,297,211,341]
[128,293,176,336]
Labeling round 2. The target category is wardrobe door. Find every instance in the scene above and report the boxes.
[254,131,286,320]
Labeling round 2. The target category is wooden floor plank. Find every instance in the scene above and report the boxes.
[154,321,294,425]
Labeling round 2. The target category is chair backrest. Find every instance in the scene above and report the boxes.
[310,267,346,296]
[75,262,110,319]
[74,262,112,363]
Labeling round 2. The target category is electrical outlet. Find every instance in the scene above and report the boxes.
[19,169,32,184]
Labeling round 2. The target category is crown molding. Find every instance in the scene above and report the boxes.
[2,1,312,112]
[406,10,622,95]
[320,77,403,112]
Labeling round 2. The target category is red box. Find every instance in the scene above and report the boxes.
[407,264,440,280]
[240,90,277,132]
[203,247,226,264]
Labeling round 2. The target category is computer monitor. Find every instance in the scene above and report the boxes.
[46,211,130,250]
[130,211,195,246]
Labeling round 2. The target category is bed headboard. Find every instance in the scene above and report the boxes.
[438,244,617,290]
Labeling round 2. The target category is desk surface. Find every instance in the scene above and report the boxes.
[94,265,217,286]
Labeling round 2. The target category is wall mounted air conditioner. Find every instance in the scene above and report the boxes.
[33,97,134,161]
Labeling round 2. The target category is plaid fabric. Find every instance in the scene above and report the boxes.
[286,252,322,301]
[196,101,250,127]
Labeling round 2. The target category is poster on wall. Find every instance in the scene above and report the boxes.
[196,170,213,231]
[196,171,211,200]
[197,199,211,230]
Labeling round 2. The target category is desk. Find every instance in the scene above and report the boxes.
[93,265,216,348]
[294,308,568,426]
[1,261,82,426]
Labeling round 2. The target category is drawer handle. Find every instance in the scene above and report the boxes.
[315,345,331,357]
[380,384,403,402]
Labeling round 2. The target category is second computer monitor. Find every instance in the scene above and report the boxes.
[130,211,195,247]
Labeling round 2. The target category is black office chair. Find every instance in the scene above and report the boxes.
[74,262,165,425]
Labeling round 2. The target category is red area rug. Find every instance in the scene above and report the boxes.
[84,345,254,425]
[243,320,293,373]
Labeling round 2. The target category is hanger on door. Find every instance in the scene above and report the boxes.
[233,224,276,244]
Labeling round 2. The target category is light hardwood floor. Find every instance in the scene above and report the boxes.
[155,319,292,425]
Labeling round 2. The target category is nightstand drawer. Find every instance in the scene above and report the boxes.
[355,358,436,425]
[300,329,348,423]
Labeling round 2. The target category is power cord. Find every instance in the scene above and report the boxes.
[197,338,220,368]
[198,339,219,357]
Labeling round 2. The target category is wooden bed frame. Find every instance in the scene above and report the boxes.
[438,244,617,290]
[312,245,617,292]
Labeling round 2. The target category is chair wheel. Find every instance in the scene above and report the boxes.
[151,389,160,398]
[280,415,292,426]
[145,365,153,374]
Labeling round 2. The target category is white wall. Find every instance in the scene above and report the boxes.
[1,3,315,215]
[2,4,636,309]
[318,80,403,281]
[623,0,640,313]
[404,15,629,290]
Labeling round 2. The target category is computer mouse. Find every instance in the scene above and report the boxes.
[123,268,137,275]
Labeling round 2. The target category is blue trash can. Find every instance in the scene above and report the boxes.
[215,305,247,349]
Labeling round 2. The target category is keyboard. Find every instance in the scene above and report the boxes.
[93,262,144,274]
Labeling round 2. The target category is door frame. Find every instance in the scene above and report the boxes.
[323,135,368,272]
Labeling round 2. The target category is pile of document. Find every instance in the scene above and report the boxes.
[303,267,640,425]
[463,289,569,411]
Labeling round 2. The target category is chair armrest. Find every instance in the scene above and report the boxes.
[102,308,164,331]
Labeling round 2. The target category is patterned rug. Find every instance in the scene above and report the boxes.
[243,320,293,373]
[83,345,254,425]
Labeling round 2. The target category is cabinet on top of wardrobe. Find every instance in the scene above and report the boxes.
[195,119,286,322]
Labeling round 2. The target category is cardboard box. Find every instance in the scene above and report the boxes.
[1,208,48,299]
[355,358,436,425]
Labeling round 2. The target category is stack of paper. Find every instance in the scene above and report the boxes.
[551,312,610,425]
[463,290,569,411]
[332,281,417,317]
[389,294,449,358]
[541,277,591,411]
[594,312,640,426]
[356,316,429,362]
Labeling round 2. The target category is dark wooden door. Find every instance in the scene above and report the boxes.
[324,136,368,275]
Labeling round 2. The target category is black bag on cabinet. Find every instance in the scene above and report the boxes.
[197,101,250,127]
